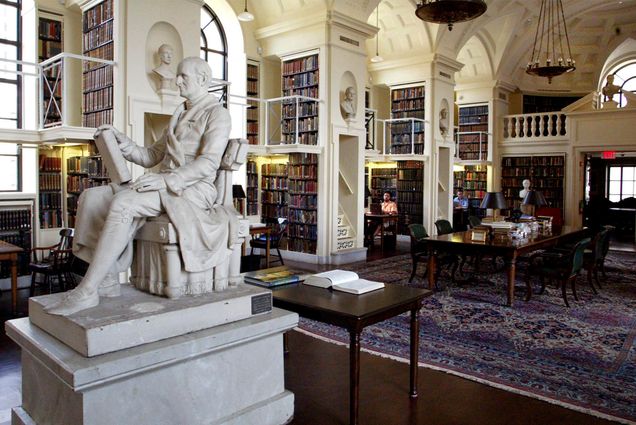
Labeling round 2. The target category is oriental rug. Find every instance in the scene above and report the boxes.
[297,251,636,424]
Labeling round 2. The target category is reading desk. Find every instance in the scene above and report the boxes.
[0,240,23,316]
[272,283,431,425]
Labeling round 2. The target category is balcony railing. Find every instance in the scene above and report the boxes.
[381,118,426,155]
[502,112,568,142]
[265,95,321,146]
[365,108,376,150]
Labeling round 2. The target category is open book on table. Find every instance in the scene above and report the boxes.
[303,270,385,295]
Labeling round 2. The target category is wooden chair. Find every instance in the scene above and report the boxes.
[528,237,591,307]
[468,215,482,229]
[434,219,453,235]
[407,224,428,282]
[251,217,288,266]
[582,228,610,293]
[29,228,76,296]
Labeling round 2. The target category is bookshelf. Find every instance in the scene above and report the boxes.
[38,15,63,127]
[456,105,488,161]
[390,85,425,155]
[247,62,259,145]
[66,154,110,227]
[453,165,487,201]
[82,0,114,128]
[281,53,319,145]
[501,155,565,210]
[369,167,397,204]
[396,161,423,234]
[246,159,258,216]
[260,162,288,226]
[0,204,33,277]
[287,153,318,254]
[38,150,63,229]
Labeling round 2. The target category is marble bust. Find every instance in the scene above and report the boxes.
[341,86,356,120]
[153,43,176,92]
[47,57,235,316]
[519,179,531,199]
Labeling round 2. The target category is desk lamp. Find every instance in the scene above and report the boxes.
[232,184,247,217]
[479,192,507,222]
[522,190,547,217]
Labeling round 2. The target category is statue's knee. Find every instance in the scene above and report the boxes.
[109,192,137,223]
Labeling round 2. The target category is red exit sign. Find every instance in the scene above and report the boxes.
[602,151,616,159]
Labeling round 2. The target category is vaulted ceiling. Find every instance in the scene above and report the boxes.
[246,0,636,93]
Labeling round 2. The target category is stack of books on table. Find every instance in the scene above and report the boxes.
[243,266,305,288]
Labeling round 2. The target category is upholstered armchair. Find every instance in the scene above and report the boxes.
[130,138,250,298]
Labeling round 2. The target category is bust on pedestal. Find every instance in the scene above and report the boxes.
[153,43,177,96]
[341,86,356,122]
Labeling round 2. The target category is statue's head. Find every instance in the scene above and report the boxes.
[158,44,174,65]
[176,57,212,100]
[345,86,355,101]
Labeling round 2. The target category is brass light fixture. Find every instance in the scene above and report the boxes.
[238,0,254,22]
[371,6,384,63]
[525,0,575,84]
[415,0,487,31]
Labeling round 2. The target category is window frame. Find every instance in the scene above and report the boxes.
[200,4,228,105]
[0,0,22,129]
[607,165,636,202]
[0,143,22,192]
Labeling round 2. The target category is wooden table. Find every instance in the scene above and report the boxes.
[0,240,24,316]
[272,283,431,425]
[244,224,271,268]
[364,213,398,250]
[424,226,587,306]
[609,207,636,241]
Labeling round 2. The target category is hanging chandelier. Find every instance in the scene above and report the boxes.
[237,0,254,22]
[525,0,575,84]
[415,0,487,31]
[371,6,383,63]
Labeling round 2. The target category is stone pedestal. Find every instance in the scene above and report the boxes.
[6,289,298,425]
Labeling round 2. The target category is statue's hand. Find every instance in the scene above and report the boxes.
[132,173,166,192]
[93,124,115,140]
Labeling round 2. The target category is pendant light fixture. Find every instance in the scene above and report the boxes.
[238,0,254,22]
[415,0,487,31]
[370,6,384,63]
[525,0,575,84]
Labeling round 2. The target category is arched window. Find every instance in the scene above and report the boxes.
[0,0,22,129]
[200,5,228,103]
[604,61,636,107]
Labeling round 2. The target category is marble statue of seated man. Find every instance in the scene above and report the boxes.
[47,56,237,316]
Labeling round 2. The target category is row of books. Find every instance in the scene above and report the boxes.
[67,175,110,193]
[289,194,317,209]
[458,152,487,161]
[39,40,62,59]
[371,177,396,189]
[0,210,31,231]
[459,105,488,117]
[371,168,397,176]
[39,173,62,191]
[391,87,424,100]
[391,99,424,112]
[83,86,113,114]
[282,55,318,76]
[459,180,487,190]
[397,169,422,180]
[289,209,317,224]
[247,121,258,134]
[43,82,63,99]
[288,179,317,193]
[391,144,425,155]
[247,63,259,80]
[282,117,317,133]
[83,44,114,71]
[288,223,318,239]
[392,133,424,144]
[289,165,317,178]
[39,19,61,40]
[290,153,319,165]
[84,0,114,32]
[83,65,113,93]
[282,102,318,118]
[83,19,113,51]
[83,109,113,128]
[458,145,488,154]
[39,192,62,209]
[39,156,62,171]
[389,121,425,133]
[391,111,425,120]
[261,176,287,190]
[282,132,318,145]
[247,108,259,122]
[261,204,288,220]
[397,180,423,190]
[283,71,319,89]
[40,209,63,229]
[261,190,287,204]
[283,86,319,99]
[261,164,287,176]
[397,191,423,204]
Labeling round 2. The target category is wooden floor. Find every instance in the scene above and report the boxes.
[0,238,626,424]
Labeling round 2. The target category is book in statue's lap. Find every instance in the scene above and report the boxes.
[303,270,384,294]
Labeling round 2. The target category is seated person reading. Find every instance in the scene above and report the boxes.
[47,57,236,316]
[370,191,398,239]
[453,189,469,210]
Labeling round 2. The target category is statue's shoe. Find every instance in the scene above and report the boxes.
[99,274,121,297]
[46,287,99,316]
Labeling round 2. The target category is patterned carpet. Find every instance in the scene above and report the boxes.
[297,251,636,424]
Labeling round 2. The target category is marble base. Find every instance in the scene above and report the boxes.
[29,283,272,357]
[6,308,298,425]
